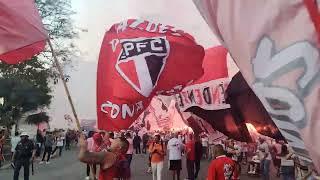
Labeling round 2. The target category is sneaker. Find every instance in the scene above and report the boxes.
[248,171,253,174]
[46,161,50,164]
[39,161,44,164]
[85,177,90,180]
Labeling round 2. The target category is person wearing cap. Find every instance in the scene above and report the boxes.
[79,135,131,180]
[12,132,35,180]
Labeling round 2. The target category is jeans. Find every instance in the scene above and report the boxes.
[186,160,195,180]
[52,146,63,156]
[65,141,70,150]
[151,161,164,180]
[42,146,52,162]
[14,159,30,180]
[194,159,201,178]
[35,143,42,157]
[260,159,271,180]
[126,154,133,167]
[135,145,141,154]
[142,143,147,154]
[281,166,295,180]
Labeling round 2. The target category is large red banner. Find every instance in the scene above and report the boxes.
[97,19,205,131]
[175,46,229,111]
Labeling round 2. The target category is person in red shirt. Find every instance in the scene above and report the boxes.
[207,144,239,180]
[79,135,130,180]
[186,134,196,180]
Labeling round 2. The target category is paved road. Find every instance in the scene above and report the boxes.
[0,148,279,180]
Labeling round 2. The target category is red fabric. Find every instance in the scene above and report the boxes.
[193,46,228,83]
[175,46,229,111]
[186,140,195,161]
[97,19,205,131]
[207,156,238,180]
[99,154,129,180]
[0,0,47,64]
[304,0,320,45]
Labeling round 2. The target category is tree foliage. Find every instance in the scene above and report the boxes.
[26,112,50,126]
[35,0,79,81]
[0,0,78,129]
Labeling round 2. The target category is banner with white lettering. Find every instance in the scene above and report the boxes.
[175,78,230,111]
[194,0,320,169]
[97,19,205,131]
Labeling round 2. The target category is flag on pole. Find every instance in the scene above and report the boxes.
[194,0,320,168]
[97,19,205,131]
[0,0,48,64]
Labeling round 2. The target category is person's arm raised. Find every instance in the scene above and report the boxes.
[78,134,106,164]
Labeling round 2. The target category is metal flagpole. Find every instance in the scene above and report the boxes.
[47,39,81,130]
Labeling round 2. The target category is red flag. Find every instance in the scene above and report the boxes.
[175,46,230,111]
[97,19,205,131]
[174,46,251,141]
[0,0,47,64]
[194,0,320,168]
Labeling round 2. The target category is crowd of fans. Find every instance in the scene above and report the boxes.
[1,126,319,180]
[79,129,319,180]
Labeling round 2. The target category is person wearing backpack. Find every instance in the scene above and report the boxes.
[149,134,166,180]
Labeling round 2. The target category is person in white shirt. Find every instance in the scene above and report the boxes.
[258,138,272,180]
[167,133,184,180]
[279,144,295,180]
[125,132,134,167]
[273,140,283,177]
[11,132,20,154]
[201,135,209,159]
[52,134,64,157]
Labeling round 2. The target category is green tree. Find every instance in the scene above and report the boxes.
[0,67,52,131]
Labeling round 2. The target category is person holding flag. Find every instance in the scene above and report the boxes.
[79,135,131,180]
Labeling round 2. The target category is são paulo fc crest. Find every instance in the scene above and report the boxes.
[115,37,170,97]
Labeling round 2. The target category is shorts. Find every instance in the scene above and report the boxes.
[169,160,182,171]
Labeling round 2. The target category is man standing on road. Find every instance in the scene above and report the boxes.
[12,132,35,180]
[149,134,165,180]
[133,133,142,154]
[40,131,54,164]
[201,134,209,159]
[125,132,134,167]
[258,138,272,180]
[79,135,131,180]
[142,133,149,154]
[186,134,196,180]
[167,133,184,180]
[194,135,203,179]
[11,132,20,156]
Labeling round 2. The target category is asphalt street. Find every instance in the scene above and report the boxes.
[0,148,280,180]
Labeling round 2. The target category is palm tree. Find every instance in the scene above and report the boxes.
[25,112,49,129]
